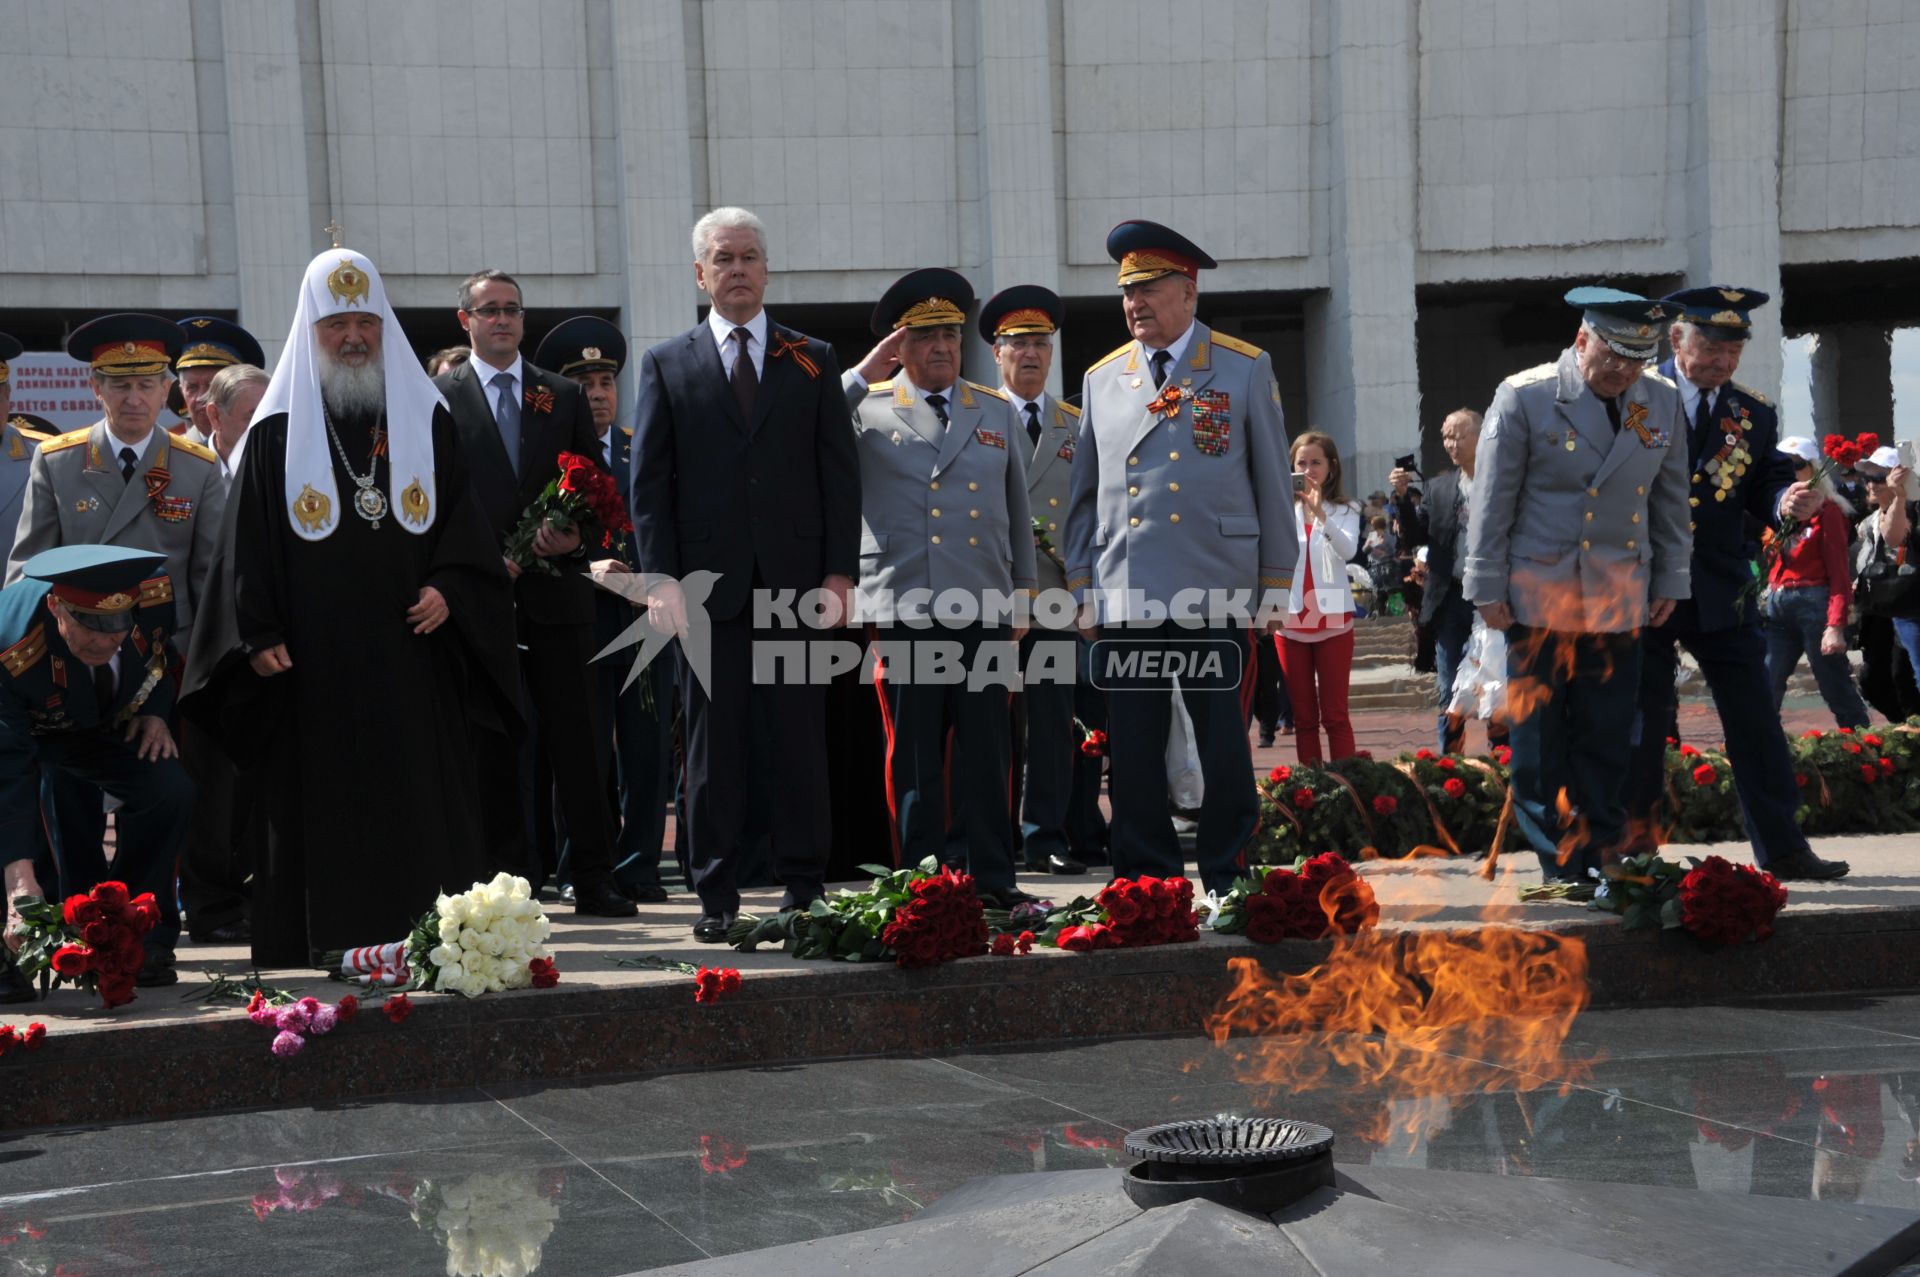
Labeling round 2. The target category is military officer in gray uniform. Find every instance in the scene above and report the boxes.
[1064,221,1297,895]
[842,269,1037,906]
[1464,287,1692,886]
[976,285,1089,876]
[170,316,264,450]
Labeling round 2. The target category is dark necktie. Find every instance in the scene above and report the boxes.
[1692,389,1715,462]
[1603,397,1621,434]
[490,371,521,478]
[927,393,949,428]
[730,327,757,417]
[1150,350,1172,389]
[93,662,114,715]
[1024,402,1042,449]
[119,446,138,484]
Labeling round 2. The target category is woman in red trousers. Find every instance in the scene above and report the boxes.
[1278,430,1362,763]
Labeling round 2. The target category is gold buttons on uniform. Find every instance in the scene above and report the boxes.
[931,508,941,517]
[1636,485,1645,495]
[1128,455,1139,466]
[1046,521,1057,531]
[1581,539,1591,551]
[1692,473,1702,484]
[1626,539,1637,550]
[1169,513,1180,523]
[1585,511,1594,521]
[1587,487,1598,498]
[1129,516,1141,527]
[1169,451,1180,461]
[1689,521,1697,531]
[968,482,978,491]
[931,535,942,544]
[930,481,940,490]
[969,509,979,519]
[1630,512,1640,523]
[1048,497,1059,507]
[1168,482,1179,492]
[968,536,978,546]
[1689,497,1700,507]
[1128,486,1139,496]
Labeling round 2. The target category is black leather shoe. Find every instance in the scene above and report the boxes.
[625,883,670,904]
[0,949,36,1004]
[189,919,250,945]
[1025,853,1087,876]
[693,913,735,943]
[1258,730,1276,748]
[1767,850,1850,881]
[573,882,639,917]
[135,957,179,988]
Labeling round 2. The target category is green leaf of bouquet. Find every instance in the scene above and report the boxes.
[1621,901,1647,931]
[856,865,895,879]
[809,897,834,919]
[1659,896,1684,929]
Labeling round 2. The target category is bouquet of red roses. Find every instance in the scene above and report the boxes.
[727,858,988,968]
[1014,876,1199,951]
[1678,854,1788,945]
[11,881,161,1009]
[879,868,991,968]
[503,451,632,575]
[1205,852,1380,944]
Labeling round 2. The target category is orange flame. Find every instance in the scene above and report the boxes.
[1202,926,1593,1152]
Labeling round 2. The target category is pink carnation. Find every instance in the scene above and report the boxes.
[275,1003,312,1034]
[308,1005,339,1036]
[270,1030,306,1058]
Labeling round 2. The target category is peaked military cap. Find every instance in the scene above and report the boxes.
[979,285,1063,343]
[0,332,19,387]
[534,315,627,378]
[872,268,974,337]
[1106,220,1217,287]
[66,314,184,377]
[8,412,57,441]
[1661,285,1771,343]
[1564,286,1668,361]
[23,544,168,633]
[174,316,265,371]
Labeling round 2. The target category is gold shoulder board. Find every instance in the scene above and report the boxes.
[1729,381,1771,407]
[1209,332,1263,359]
[968,380,1007,401]
[1086,343,1133,375]
[0,624,47,677]
[168,434,217,464]
[1058,401,1082,419]
[40,428,91,454]
[867,379,895,394]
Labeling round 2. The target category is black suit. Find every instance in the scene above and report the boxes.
[438,358,617,890]
[1395,470,1477,750]
[630,318,860,914]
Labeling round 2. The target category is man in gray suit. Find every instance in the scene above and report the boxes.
[843,269,1037,907]
[1464,287,1691,888]
[1065,221,1298,895]
[978,285,1089,877]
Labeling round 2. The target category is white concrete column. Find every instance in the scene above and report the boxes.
[219,0,318,362]
[1305,0,1421,496]
[1809,324,1894,440]
[1681,0,1786,396]
[969,0,1064,393]
[609,1,699,355]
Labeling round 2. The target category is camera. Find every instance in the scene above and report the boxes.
[1393,453,1419,473]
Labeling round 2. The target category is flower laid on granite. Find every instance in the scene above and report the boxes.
[383,993,414,1024]
[1591,851,1691,931]
[1008,876,1199,952]
[0,1021,46,1056]
[989,930,1037,956]
[528,957,560,989]
[694,967,742,1003]
[10,880,161,1010]
[322,873,556,998]
[726,858,987,968]
[1203,853,1379,944]
[246,990,355,1059]
[1679,854,1788,945]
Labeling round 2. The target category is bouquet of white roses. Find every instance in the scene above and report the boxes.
[322,874,558,998]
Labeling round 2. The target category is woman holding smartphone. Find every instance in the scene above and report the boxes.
[1278,430,1363,763]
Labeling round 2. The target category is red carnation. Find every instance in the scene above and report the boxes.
[1859,432,1881,453]
[383,993,414,1024]
[1881,757,1896,774]
[1268,765,1291,784]
[1692,762,1716,787]
[1442,777,1466,799]
[1293,787,1316,810]
[1803,730,1823,740]
[529,957,560,989]
[1838,727,1854,735]
[21,1022,44,1050]
[1436,756,1457,770]
[1795,773,1809,787]
[335,994,359,1022]
[1492,745,1512,765]
[1860,764,1879,784]
[1015,930,1035,954]
[1678,744,1700,757]
[990,934,1015,956]
[1372,795,1398,817]
[1415,749,1435,761]
[1863,734,1883,748]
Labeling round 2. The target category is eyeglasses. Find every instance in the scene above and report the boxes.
[468,305,524,321]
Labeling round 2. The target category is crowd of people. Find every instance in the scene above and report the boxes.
[0,205,1892,993]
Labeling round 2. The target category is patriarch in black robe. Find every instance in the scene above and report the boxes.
[182,248,520,967]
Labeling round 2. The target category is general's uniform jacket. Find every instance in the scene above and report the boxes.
[1023,392,1079,614]
[1658,359,1788,632]
[844,377,1036,624]
[0,575,178,834]
[0,417,49,568]
[1064,323,1297,624]
[5,424,225,641]
[1464,347,1692,634]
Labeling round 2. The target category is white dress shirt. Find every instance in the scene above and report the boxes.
[478,354,525,423]
[706,308,767,378]
[1140,322,1197,377]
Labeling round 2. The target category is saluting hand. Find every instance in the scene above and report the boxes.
[249,644,292,677]
[853,329,907,384]
[407,586,450,635]
[124,714,177,762]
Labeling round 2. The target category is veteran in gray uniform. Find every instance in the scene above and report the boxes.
[842,268,1037,907]
[1464,287,1691,886]
[1064,220,1297,895]
[977,286,1092,876]
[7,315,226,646]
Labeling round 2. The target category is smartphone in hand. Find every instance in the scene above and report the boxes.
[1292,472,1307,495]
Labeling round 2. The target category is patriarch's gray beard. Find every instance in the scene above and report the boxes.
[318,353,386,419]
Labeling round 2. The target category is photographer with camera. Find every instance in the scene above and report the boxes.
[1855,447,1920,695]
[1392,408,1480,752]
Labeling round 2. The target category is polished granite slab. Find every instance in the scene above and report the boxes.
[8,994,1920,1274]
